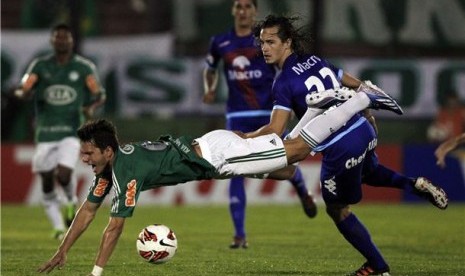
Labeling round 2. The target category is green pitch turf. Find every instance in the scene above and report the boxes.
[1,203,464,275]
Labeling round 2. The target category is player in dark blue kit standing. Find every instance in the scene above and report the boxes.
[203,0,316,249]
[249,15,448,276]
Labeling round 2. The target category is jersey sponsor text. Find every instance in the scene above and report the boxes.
[291,55,322,75]
[125,180,137,207]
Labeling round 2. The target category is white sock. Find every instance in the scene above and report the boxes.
[286,108,324,140]
[299,93,370,148]
[43,192,65,231]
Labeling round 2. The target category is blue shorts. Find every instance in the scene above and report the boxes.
[227,115,271,133]
[319,117,378,205]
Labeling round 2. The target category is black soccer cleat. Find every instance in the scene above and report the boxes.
[299,192,317,218]
[229,236,248,249]
[346,262,391,276]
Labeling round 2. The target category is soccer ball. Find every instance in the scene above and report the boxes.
[136,224,178,264]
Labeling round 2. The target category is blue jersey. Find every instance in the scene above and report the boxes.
[272,53,343,119]
[272,53,363,146]
[206,29,276,119]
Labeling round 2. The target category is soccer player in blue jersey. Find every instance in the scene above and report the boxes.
[203,0,316,249]
[249,15,448,275]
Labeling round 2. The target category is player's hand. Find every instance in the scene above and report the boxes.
[37,251,67,273]
[233,131,247,138]
[202,91,216,104]
[82,106,95,120]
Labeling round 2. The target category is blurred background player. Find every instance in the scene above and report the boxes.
[202,0,316,249]
[250,15,448,276]
[14,23,106,240]
[427,89,465,143]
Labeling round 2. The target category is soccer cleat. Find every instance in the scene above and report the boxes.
[413,177,448,209]
[52,229,65,241]
[299,192,317,218]
[346,262,391,276]
[229,236,248,249]
[64,203,76,227]
[357,81,404,115]
[306,87,356,109]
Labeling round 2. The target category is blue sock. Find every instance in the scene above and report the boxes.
[364,164,415,190]
[289,167,308,197]
[336,213,389,270]
[229,177,246,238]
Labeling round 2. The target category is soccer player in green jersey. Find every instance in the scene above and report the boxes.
[15,23,106,240]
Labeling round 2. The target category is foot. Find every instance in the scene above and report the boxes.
[357,81,404,115]
[229,236,248,249]
[64,203,76,227]
[299,192,317,218]
[52,229,65,240]
[306,87,356,109]
[413,177,448,209]
[346,262,391,276]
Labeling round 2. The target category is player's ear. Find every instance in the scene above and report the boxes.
[103,146,114,160]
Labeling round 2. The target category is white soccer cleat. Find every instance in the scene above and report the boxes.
[305,87,356,109]
[357,81,404,115]
[413,177,448,210]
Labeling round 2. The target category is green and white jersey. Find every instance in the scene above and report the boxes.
[86,135,217,218]
[25,54,103,142]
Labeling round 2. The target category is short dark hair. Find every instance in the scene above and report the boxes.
[253,15,312,56]
[77,119,119,152]
[51,23,71,34]
[233,0,257,8]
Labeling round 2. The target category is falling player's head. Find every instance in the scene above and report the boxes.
[77,119,119,152]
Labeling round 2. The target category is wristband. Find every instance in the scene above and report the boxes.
[91,265,103,276]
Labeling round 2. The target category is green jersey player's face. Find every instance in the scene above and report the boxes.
[51,29,74,55]
[80,141,113,175]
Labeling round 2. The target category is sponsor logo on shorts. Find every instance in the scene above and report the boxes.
[323,177,337,196]
[345,138,377,169]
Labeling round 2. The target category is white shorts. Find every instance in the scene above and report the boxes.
[194,130,288,178]
[32,137,81,173]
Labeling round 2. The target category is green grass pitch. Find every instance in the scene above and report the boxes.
[1,203,464,275]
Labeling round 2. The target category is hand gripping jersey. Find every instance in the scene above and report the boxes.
[87,136,217,217]
[206,29,275,117]
[24,54,104,142]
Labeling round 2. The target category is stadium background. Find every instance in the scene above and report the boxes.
[2,0,465,205]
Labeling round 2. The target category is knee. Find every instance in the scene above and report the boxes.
[56,166,72,186]
[325,204,350,223]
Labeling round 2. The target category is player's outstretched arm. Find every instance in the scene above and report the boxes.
[91,217,126,275]
[37,200,100,274]
[435,133,465,168]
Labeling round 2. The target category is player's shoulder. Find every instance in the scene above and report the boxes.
[210,29,235,45]
[73,54,97,69]
[28,53,53,66]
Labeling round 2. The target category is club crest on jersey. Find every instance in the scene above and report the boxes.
[69,71,79,81]
[44,85,77,105]
[120,144,135,154]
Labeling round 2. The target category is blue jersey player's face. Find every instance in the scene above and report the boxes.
[80,141,113,175]
[232,0,257,29]
[259,26,292,68]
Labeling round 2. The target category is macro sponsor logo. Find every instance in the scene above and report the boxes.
[291,55,322,75]
[125,180,137,207]
[345,138,377,169]
[44,85,77,105]
[228,55,263,80]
